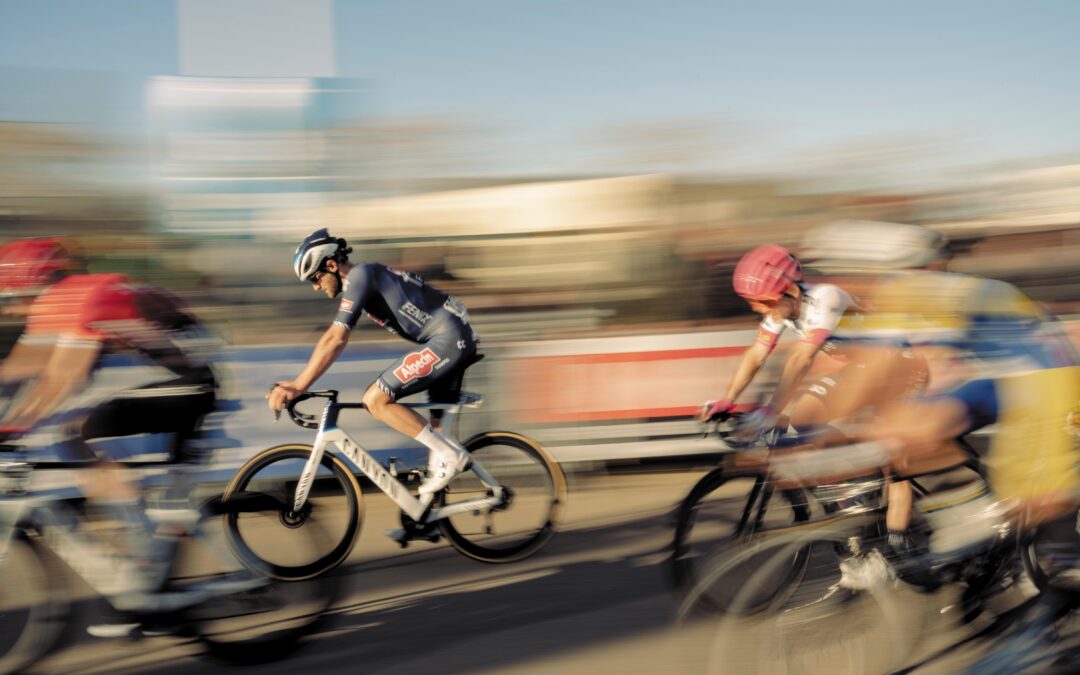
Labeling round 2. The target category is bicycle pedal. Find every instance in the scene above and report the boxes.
[385,528,410,548]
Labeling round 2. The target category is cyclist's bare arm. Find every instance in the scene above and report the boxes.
[3,342,100,426]
[768,339,821,412]
[268,323,350,410]
[723,338,772,402]
[0,340,51,383]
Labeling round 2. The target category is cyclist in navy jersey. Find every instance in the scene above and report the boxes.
[268,229,478,495]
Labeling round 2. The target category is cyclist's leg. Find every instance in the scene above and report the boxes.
[82,367,217,458]
[787,372,851,445]
[78,371,217,589]
[870,380,994,565]
[362,325,477,492]
[363,325,476,431]
[425,363,466,433]
[875,378,998,469]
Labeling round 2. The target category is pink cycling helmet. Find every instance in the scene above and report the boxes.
[0,238,71,296]
[732,244,803,301]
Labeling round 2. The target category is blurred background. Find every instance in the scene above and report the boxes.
[4,0,1080,345]
[4,0,1080,445]
[5,1,1080,673]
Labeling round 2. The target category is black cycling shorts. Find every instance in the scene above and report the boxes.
[78,366,218,464]
[930,377,1000,435]
[374,322,479,403]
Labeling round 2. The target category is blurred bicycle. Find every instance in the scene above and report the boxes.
[0,423,339,673]
[669,401,1080,674]
[671,411,1026,618]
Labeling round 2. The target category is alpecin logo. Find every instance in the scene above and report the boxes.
[393,347,440,383]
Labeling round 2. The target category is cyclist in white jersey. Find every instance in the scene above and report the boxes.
[699,244,860,438]
[701,245,934,585]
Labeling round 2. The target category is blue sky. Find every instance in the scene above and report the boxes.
[2,0,1079,176]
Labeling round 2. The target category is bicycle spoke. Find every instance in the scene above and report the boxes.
[224,445,362,581]
[437,432,564,562]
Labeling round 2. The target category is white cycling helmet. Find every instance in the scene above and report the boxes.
[293,228,345,282]
[801,220,948,271]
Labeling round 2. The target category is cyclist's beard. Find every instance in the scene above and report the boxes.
[330,271,344,298]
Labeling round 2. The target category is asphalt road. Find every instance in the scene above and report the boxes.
[25,470,1064,675]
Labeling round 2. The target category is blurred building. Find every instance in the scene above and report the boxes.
[147,75,367,236]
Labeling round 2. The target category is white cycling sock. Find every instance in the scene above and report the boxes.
[414,424,466,460]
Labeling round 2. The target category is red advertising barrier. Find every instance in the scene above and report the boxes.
[500,321,1080,425]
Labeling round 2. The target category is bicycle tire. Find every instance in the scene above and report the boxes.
[173,516,342,665]
[691,513,923,675]
[1020,508,1080,598]
[0,534,70,674]
[437,431,566,563]
[223,444,363,581]
[671,467,811,615]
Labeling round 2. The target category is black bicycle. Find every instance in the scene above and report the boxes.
[671,413,1023,618]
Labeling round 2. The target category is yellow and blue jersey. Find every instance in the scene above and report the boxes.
[838,271,1077,372]
[850,271,1080,505]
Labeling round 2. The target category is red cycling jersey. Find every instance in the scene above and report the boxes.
[25,274,140,343]
[21,273,204,367]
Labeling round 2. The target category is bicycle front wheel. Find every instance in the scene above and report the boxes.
[672,468,811,615]
[438,431,566,563]
[691,514,923,675]
[223,444,363,581]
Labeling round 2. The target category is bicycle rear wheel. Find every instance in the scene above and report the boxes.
[437,431,566,563]
[223,444,363,581]
[0,534,69,674]
[672,468,811,615]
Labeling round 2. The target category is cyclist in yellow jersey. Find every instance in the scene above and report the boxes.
[848,270,1080,588]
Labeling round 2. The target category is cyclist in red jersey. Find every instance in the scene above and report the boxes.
[0,238,217,629]
[0,242,216,461]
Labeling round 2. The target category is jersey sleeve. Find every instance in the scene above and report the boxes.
[77,281,143,340]
[756,315,784,351]
[800,285,848,347]
[332,265,371,330]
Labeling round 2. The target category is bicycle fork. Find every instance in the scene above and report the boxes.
[735,476,770,539]
[292,437,328,515]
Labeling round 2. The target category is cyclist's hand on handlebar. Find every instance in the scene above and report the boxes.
[697,399,734,423]
[733,404,779,442]
[266,381,305,415]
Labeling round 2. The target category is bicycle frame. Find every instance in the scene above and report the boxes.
[291,397,504,523]
[0,461,265,611]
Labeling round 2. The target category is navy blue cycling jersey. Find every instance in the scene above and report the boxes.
[332,263,469,343]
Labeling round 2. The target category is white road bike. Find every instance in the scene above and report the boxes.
[222,384,567,581]
[0,430,339,674]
